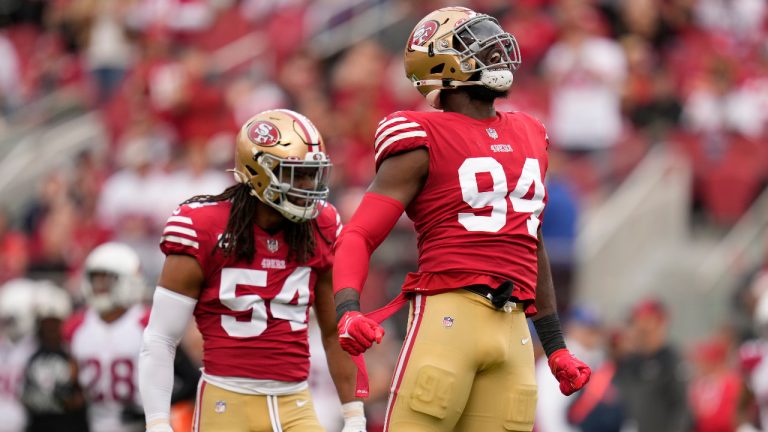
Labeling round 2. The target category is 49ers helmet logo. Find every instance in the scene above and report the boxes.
[411,20,439,47]
[247,121,281,146]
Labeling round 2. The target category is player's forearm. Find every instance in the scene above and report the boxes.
[332,192,404,297]
[139,287,197,426]
[532,234,557,319]
[323,334,360,403]
[532,235,567,356]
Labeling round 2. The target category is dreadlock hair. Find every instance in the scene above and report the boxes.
[182,183,320,264]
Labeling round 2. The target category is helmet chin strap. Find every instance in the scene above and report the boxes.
[418,69,514,109]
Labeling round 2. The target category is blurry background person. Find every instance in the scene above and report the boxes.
[615,299,689,432]
[566,328,629,432]
[740,288,768,431]
[687,336,741,432]
[63,242,199,432]
[0,279,40,432]
[535,306,606,432]
[62,242,149,432]
[21,281,89,432]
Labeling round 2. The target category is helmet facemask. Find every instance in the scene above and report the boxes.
[81,242,145,315]
[83,270,122,314]
[251,151,332,223]
[450,15,521,91]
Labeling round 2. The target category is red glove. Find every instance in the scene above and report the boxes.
[337,311,385,356]
[547,349,592,396]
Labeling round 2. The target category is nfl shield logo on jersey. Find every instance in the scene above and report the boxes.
[267,239,279,253]
[442,316,454,328]
[215,400,227,413]
[486,128,498,139]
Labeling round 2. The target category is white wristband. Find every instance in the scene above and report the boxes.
[341,401,366,431]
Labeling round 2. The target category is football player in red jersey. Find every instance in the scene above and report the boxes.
[332,6,592,432]
[138,109,366,432]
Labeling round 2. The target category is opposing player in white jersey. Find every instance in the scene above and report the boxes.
[63,242,149,432]
[742,286,768,431]
[0,279,39,432]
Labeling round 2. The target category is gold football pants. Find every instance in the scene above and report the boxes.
[192,382,324,432]
[384,289,537,432]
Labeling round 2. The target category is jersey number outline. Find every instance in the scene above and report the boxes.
[80,357,135,402]
[458,157,545,236]
[219,267,311,338]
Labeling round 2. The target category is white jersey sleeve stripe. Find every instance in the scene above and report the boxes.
[374,131,428,161]
[375,122,422,150]
[161,235,199,249]
[375,117,408,136]
[167,216,193,225]
[163,226,197,238]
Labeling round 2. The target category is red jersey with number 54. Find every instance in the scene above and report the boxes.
[160,200,341,381]
[374,110,549,315]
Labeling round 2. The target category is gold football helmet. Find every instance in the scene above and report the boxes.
[233,109,331,222]
[404,6,522,108]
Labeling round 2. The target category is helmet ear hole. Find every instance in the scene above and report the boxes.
[430,64,445,74]
[246,166,258,176]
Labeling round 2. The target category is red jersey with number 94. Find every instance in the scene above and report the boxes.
[374,110,549,315]
[160,200,341,381]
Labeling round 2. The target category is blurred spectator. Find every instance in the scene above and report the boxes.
[682,56,765,139]
[150,47,234,148]
[27,194,78,284]
[502,0,557,70]
[96,137,169,230]
[566,328,629,432]
[687,336,741,432]
[621,35,681,141]
[615,299,689,432]
[0,210,29,284]
[226,74,288,126]
[159,143,232,224]
[536,306,605,432]
[124,0,214,36]
[694,0,766,43]
[541,150,580,314]
[59,0,135,104]
[542,1,627,166]
[0,31,22,118]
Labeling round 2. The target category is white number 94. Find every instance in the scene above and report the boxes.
[458,157,545,236]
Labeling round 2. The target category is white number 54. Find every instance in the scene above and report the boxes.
[458,157,545,236]
[219,267,311,338]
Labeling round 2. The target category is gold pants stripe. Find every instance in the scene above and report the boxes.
[193,379,206,432]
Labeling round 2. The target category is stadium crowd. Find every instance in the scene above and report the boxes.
[0,0,767,431]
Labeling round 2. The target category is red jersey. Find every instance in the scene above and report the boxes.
[160,200,341,382]
[374,110,549,314]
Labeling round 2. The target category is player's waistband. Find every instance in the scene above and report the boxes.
[202,371,308,396]
[463,282,524,311]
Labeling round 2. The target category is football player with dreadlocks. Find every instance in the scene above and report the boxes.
[138,109,365,432]
[332,6,591,431]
